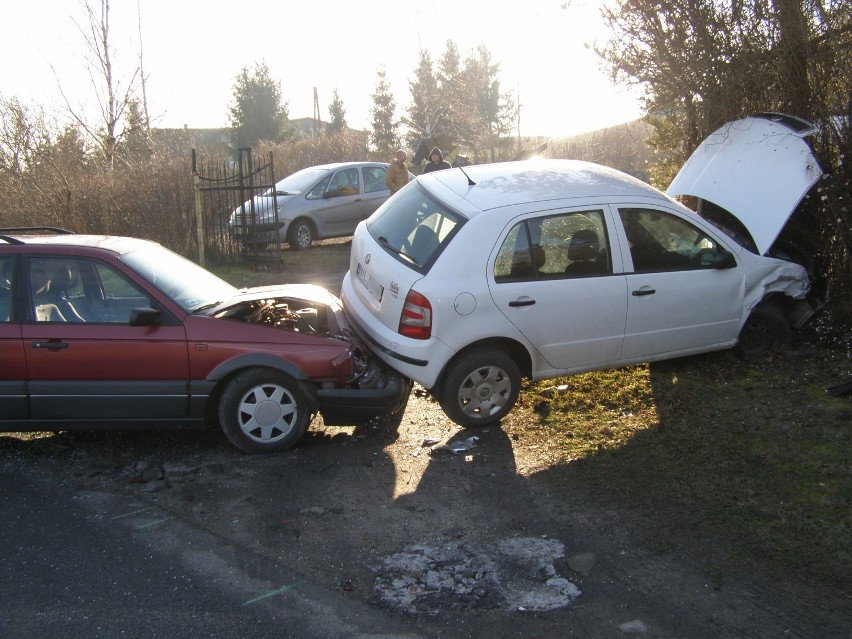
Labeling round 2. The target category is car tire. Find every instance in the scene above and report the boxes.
[218,368,311,453]
[439,348,521,428]
[735,301,792,357]
[287,219,314,251]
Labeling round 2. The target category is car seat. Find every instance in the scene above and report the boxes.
[408,225,440,264]
[46,266,86,322]
[565,229,603,275]
[509,244,546,278]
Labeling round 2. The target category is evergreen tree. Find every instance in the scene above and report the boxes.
[228,61,288,148]
[328,88,347,133]
[119,99,151,163]
[403,49,441,148]
[369,67,398,156]
[463,45,516,162]
[437,40,468,145]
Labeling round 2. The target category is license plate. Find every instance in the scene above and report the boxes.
[356,262,383,302]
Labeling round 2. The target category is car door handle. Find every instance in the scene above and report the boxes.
[509,298,536,307]
[32,340,68,350]
[631,288,656,296]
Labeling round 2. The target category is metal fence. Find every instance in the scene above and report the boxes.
[191,147,283,269]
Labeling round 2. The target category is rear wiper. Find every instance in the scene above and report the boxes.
[378,236,418,265]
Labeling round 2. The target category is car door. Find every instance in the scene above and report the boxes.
[616,207,745,360]
[21,256,191,421]
[360,165,391,213]
[317,167,374,234]
[488,208,628,372]
[0,255,27,419]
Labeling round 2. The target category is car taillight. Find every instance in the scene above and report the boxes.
[398,290,432,340]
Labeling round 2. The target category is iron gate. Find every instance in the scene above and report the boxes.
[191,147,283,268]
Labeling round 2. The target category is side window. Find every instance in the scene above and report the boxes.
[619,208,723,272]
[0,257,14,322]
[92,262,153,323]
[494,210,610,282]
[306,175,332,200]
[30,258,88,323]
[362,167,388,193]
[327,168,360,197]
[29,257,151,323]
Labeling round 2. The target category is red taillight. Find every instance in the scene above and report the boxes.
[398,290,432,340]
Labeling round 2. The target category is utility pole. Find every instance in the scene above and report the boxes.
[313,87,321,135]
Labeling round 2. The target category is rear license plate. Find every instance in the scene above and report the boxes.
[356,262,383,302]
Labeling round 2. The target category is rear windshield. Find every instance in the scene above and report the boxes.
[366,185,464,273]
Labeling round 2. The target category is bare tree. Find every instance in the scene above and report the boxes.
[0,96,49,177]
[56,0,145,172]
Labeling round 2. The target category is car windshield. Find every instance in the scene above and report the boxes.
[366,186,464,272]
[122,245,238,313]
[264,168,329,196]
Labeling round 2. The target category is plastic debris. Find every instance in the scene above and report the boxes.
[430,435,479,456]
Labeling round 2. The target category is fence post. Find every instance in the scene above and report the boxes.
[193,168,205,267]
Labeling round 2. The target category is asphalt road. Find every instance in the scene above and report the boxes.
[0,469,422,639]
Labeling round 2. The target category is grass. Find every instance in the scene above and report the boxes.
[210,238,352,289]
[513,338,851,594]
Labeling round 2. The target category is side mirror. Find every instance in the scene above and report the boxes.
[713,250,737,269]
[129,307,161,326]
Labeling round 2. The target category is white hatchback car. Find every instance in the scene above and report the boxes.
[341,114,825,427]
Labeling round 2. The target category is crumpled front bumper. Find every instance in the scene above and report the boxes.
[316,368,412,425]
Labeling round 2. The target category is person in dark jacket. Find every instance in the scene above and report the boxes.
[422,147,451,173]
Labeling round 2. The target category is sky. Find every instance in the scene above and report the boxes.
[3,0,644,140]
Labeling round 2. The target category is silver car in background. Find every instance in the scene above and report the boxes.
[229,162,392,250]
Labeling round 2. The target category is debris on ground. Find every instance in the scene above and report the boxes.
[372,537,580,615]
[430,436,480,456]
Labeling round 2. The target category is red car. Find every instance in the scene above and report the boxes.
[0,228,410,453]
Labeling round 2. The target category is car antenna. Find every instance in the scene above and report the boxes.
[458,166,476,186]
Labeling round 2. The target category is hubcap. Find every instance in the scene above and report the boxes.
[297,225,311,248]
[238,383,297,443]
[458,365,511,418]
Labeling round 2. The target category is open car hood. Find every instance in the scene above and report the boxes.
[666,113,823,255]
[214,283,344,313]
[209,283,350,337]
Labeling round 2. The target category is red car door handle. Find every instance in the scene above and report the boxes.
[32,341,68,350]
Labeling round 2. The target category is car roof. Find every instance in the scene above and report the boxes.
[296,161,389,172]
[0,230,157,255]
[415,159,672,216]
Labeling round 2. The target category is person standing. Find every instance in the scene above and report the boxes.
[422,147,451,173]
[385,150,411,195]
